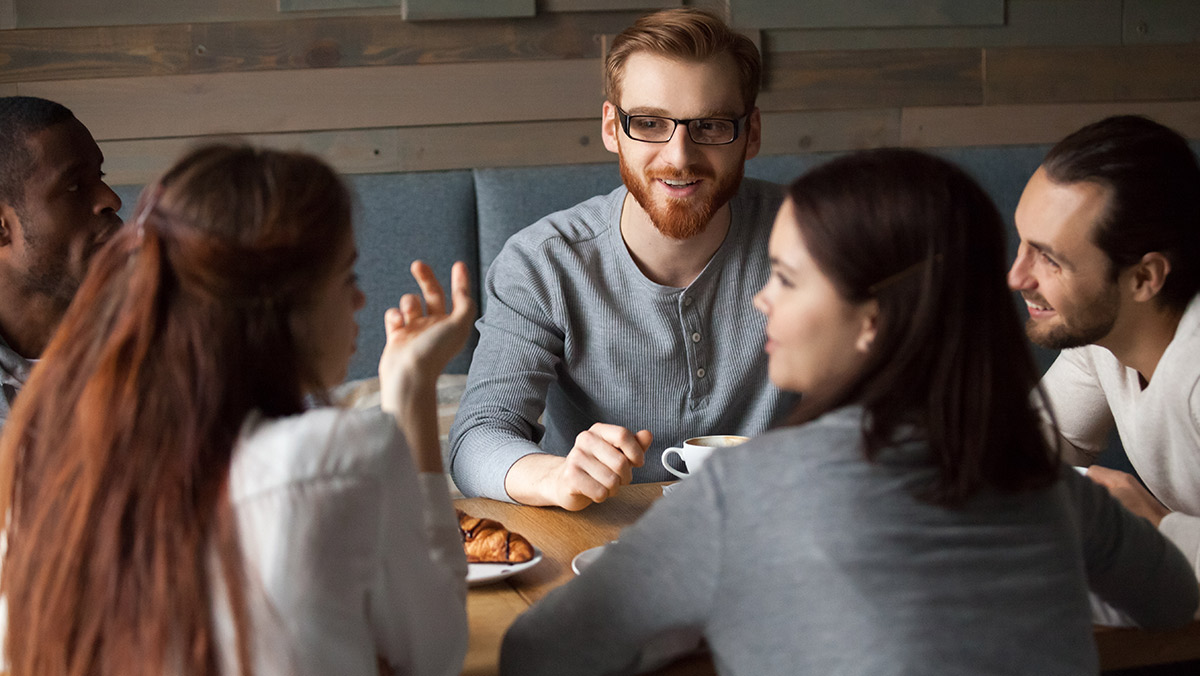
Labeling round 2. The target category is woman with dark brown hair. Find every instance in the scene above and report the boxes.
[501,149,1198,676]
[0,143,474,676]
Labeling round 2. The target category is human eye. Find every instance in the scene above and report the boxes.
[634,116,668,132]
[693,119,734,142]
[1038,251,1061,270]
[770,267,795,289]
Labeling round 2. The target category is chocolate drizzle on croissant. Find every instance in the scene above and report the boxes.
[456,509,535,563]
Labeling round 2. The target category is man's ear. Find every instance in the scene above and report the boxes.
[0,205,14,247]
[743,107,762,161]
[601,101,621,155]
[1129,252,1171,303]
[855,300,879,353]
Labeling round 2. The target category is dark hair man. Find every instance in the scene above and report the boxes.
[0,96,122,425]
[449,9,791,509]
[1008,115,1200,602]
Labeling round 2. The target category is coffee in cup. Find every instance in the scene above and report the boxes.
[661,435,749,479]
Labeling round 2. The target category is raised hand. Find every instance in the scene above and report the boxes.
[379,260,475,472]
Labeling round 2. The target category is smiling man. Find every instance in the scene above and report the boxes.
[1009,115,1200,582]
[450,9,790,509]
[0,96,122,426]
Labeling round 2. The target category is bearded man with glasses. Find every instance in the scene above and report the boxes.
[450,8,791,509]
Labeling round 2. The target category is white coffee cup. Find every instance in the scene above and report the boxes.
[661,435,749,479]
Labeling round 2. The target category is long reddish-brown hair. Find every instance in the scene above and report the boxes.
[0,143,353,676]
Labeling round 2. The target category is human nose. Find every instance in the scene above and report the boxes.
[95,181,121,215]
[752,284,770,316]
[659,122,701,166]
[1007,244,1034,291]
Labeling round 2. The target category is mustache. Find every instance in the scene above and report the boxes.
[646,168,714,182]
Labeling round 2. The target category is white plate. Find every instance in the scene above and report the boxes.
[466,547,543,587]
[571,544,609,575]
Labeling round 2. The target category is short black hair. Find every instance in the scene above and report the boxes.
[1042,115,1200,311]
[0,96,76,207]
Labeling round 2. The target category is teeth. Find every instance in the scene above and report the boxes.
[1025,299,1052,312]
[663,179,697,187]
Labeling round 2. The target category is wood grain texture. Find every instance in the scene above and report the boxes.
[0,24,192,84]
[733,0,1002,30]
[18,59,604,140]
[0,0,14,30]
[0,12,640,83]
[767,0,1122,51]
[99,128,400,185]
[759,48,981,110]
[541,0,676,11]
[1123,0,1200,45]
[758,108,899,154]
[462,586,528,676]
[899,101,1200,147]
[985,44,1200,105]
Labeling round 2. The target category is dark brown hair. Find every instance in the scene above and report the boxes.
[0,143,353,675]
[604,8,762,114]
[0,96,75,206]
[1042,115,1200,312]
[786,148,1059,506]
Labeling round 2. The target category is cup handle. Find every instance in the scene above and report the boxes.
[661,447,689,480]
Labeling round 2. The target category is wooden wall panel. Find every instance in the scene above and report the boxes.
[900,101,1200,147]
[0,25,193,83]
[985,45,1200,105]
[18,59,604,140]
[393,119,610,171]
[734,0,1002,30]
[1123,0,1200,45]
[767,0,1122,51]
[541,0,675,12]
[0,0,14,30]
[100,128,400,185]
[0,12,640,83]
[758,108,899,155]
[759,48,980,111]
[187,11,634,72]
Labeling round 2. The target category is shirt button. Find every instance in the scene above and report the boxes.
[696,367,706,378]
[691,332,701,343]
[683,296,694,307]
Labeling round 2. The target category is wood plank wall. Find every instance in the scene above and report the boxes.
[1,0,1198,185]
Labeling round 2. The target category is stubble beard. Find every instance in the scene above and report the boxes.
[1023,286,1121,350]
[619,149,745,241]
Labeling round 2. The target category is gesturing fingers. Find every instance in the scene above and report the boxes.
[411,260,448,316]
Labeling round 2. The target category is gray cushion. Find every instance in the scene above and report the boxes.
[473,163,622,295]
[350,170,477,377]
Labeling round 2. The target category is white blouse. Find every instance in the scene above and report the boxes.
[218,406,468,675]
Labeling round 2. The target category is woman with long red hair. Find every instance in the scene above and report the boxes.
[0,143,473,676]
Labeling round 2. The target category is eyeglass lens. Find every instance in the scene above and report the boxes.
[626,115,737,145]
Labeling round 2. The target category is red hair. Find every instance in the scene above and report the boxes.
[0,143,353,675]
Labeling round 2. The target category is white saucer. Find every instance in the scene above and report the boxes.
[571,544,608,575]
[466,547,543,587]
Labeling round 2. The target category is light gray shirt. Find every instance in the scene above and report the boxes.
[449,179,793,500]
[0,332,31,429]
[502,406,1199,676]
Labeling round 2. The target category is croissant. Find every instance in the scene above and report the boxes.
[456,509,535,563]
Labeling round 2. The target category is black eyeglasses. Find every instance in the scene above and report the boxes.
[616,106,748,145]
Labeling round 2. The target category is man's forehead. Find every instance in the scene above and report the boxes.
[616,52,744,116]
[26,118,101,176]
[1016,168,1113,264]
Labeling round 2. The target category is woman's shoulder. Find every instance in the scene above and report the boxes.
[230,406,403,501]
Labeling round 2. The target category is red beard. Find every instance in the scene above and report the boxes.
[619,153,744,240]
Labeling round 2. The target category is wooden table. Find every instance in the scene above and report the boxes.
[456,482,1200,676]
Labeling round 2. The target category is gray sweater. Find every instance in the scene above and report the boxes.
[449,179,793,500]
[501,406,1199,676]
